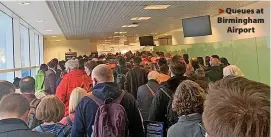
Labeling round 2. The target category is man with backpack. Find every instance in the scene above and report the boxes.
[71,64,144,137]
[113,57,129,90]
[149,55,187,134]
[19,76,42,129]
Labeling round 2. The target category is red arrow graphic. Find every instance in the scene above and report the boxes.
[219,8,224,14]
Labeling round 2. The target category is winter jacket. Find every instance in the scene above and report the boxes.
[71,82,144,137]
[45,69,57,94]
[35,70,46,92]
[124,66,147,99]
[33,123,71,137]
[149,75,187,129]
[113,66,129,89]
[0,118,55,137]
[167,113,205,137]
[137,80,160,120]
[56,70,91,116]
[206,66,223,82]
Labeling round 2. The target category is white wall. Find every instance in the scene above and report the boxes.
[170,1,270,45]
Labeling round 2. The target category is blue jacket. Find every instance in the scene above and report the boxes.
[71,82,144,137]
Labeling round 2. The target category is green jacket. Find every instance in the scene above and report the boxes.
[35,70,45,92]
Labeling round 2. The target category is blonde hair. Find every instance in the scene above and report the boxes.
[65,59,79,70]
[69,87,87,114]
[223,65,244,77]
[36,95,65,123]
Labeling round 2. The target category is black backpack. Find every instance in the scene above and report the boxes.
[116,68,126,84]
[28,98,43,129]
[160,87,179,128]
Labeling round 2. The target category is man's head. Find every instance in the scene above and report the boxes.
[19,76,35,94]
[40,64,48,72]
[91,64,113,87]
[159,64,169,75]
[210,58,220,67]
[0,81,15,101]
[118,56,126,66]
[169,57,186,77]
[147,71,160,82]
[65,59,79,73]
[157,58,167,67]
[133,57,142,66]
[52,58,59,66]
[0,93,30,122]
[211,55,220,59]
[203,76,270,137]
[47,60,56,69]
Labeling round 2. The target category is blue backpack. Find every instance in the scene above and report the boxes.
[34,123,71,137]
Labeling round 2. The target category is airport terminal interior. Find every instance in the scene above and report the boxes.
[0,1,270,137]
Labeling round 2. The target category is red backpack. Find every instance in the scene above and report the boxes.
[89,91,128,137]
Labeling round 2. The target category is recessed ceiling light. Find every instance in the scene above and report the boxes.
[46,30,53,32]
[115,31,127,34]
[122,25,138,28]
[36,20,45,23]
[131,17,151,21]
[19,2,31,5]
[55,40,61,41]
[144,5,171,10]
[52,36,57,37]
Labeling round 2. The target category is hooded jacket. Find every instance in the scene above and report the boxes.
[71,82,144,137]
[56,70,91,116]
[35,70,46,92]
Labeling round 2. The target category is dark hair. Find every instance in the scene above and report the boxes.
[133,57,142,65]
[157,58,167,67]
[220,57,230,66]
[0,93,30,117]
[52,58,59,66]
[172,80,205,116]
[84,60,98,72]
[40,64,48,71]
[0,81,15,101]
[211,55,220,59]
[159,64,169,75]
[19,76,35,93]
[13,77,21,89]
[205,56,211,67]
[203,76,270,137]
[117,56,126,66]
[183,54,189,64]
[197,57,204,66]
[47,60,56,69]
[79,59,86,70]
[190,57,199,70]
[169,56,186,76]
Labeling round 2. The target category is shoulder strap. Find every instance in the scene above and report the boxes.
[160,87,171,99]
[89,93,103,106]
[30,98,41,108]
[35,125,45,132]
[146,84,155,96]
[115,91,126,104]
[66,115,73,126]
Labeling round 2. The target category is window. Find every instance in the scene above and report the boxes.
[34,34,40,65]
[39,35,44,64]
[0,11,14,81]
[20,24,30,67]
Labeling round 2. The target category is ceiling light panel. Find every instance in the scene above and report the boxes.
[19,2,31,5]
[144,5,171,10]
[131,17,151,21]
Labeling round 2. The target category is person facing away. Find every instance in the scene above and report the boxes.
[223,65,244,77]
[149,55,187,132]
[157,64,170,84]
[13,77,21,94]
[59,87,88,126]
[205,58,223,82]
[56,59,91,116]
[45,60,57,95]
[0,80,15,101]
[0,93,55,137]
[35,64,48,98]
[167,80,206,137]
[33,95,71,137]
[113,56,129,90]
[71,64,144,137]
[84,60,98,90]
[220,57,230,67]
[203,76,270,137]
[137,71,161,121]
[124,56,147,99]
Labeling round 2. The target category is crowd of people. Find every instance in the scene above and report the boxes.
[0,51,269,137]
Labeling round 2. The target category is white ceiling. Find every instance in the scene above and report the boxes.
[46,1,256,40]
[1,1,62,35]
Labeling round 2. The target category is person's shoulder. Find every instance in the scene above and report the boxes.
[24,130,56,137]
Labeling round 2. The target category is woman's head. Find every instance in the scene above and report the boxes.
[220,57,230,66]
[36,95,65,123]
[197,57,204,66]
[69,87,87,114]
[84,60,98,76]
[172,80,205,116]
[223,65,244,77]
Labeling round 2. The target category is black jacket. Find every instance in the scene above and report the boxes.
[149,75,187,128]
[71,82,144,137]
[113,66,129,89]
[206,66,223,82]
[137,80,160,120]
[124,66,147,99]
[0,118,55,137]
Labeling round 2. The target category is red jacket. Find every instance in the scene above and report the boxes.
[56,70,91,116]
